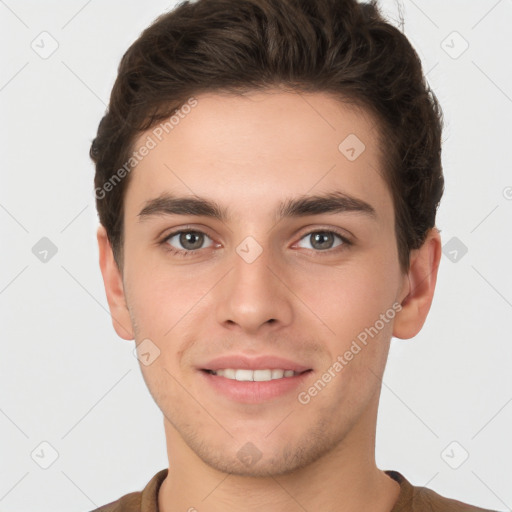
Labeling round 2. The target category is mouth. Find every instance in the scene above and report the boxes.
[197,355,313,403]
[199,361,313,403]
[202,368,310,381]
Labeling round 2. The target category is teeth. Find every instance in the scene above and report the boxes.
[271,369,284,379]
[211,369,300,382]
[223,368,236,379]
[235,369,253,381]
[253,369,272,381]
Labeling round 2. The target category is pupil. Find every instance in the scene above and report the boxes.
[181,232,203,249]
[313,232,332,250]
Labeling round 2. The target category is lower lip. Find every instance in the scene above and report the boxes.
[199,370,312,404]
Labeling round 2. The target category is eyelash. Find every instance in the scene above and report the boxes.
[160,227,352,258]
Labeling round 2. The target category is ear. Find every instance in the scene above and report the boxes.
[393,228,442,339]
[97,225,134,340]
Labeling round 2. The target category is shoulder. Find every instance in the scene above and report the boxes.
[410,485,498,511]
[89,491,141,512]
[386,470,499,512]
[89,468,168,512]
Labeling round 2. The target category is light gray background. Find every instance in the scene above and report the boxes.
[1,1,511,511]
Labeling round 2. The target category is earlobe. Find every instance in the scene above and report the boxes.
[96,225,134,340]
[393,228,442,340]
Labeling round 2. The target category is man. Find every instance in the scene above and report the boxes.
[90,0,498,510]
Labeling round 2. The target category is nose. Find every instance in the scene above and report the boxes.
[214,242,294,335]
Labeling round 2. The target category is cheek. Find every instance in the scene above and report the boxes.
[297,255,399,341]
[123,242,195,328]
[296,263,397,409]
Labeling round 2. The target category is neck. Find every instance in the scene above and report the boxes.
[158,407,400,512]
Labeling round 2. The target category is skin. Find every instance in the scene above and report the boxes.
[97,89,441,512]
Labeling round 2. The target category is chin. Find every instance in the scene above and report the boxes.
[184,424,342,478]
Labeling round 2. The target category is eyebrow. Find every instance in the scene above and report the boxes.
[137,191,377,223]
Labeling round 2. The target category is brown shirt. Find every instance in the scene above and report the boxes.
[91,469,499,511]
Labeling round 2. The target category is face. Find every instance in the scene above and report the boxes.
[109,90,412,476]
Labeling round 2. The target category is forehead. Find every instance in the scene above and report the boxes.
[125,90,392,225]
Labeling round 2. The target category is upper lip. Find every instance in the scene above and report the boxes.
[200,355,311,373]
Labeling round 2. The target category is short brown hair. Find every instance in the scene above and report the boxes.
[90,0,444,273]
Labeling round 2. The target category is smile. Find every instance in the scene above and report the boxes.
[206,368,301,381]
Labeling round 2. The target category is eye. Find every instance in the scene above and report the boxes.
[295,230,350,251]
[160,228,351,258]
[163,230,215,256]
